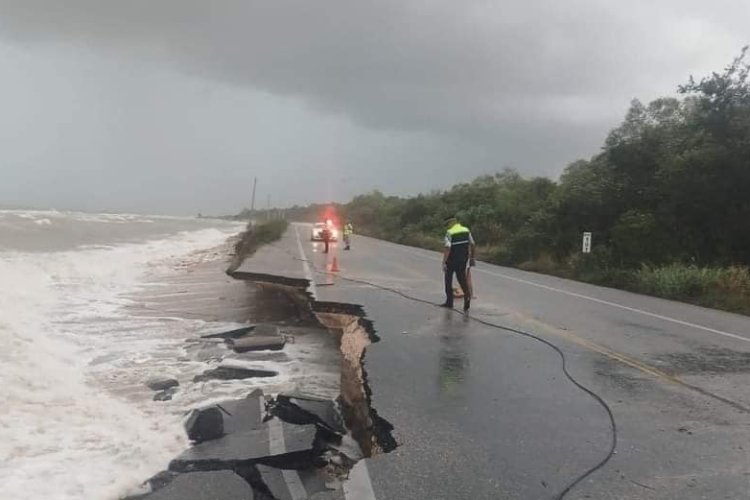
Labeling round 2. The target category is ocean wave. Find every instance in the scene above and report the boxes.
[0,226,240,500]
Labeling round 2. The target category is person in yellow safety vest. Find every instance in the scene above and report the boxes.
[343,222,354,250]
[440,215,475,311]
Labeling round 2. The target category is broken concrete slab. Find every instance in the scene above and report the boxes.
[185,407,225,443]
[253,324,280,336]
[256,465,295,500]
[194,366,278,382]
[326,434,365,463]
[169,422,318,473]
[256,464,345,500]
[200,325,256,340]
[133,470,254,500]
[268,394,346,434]
[229,271,310,290]
[217,390,265,435]
[145,377,179,391]
[142,470,180,493]
[229,335,286,353]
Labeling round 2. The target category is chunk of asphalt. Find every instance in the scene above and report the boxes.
[253,324,280,336]
[145,377,179,391]
[193,366,278,382]
[131,471,254,500]
[144,470,180,492]
[169,423,318,472]
[185,407,225,443]
[256,465,295,500]
[201,325,256,340]
[219,389,265,435]
[256,465,336,500]
[269,394,346,435]
[229,336,286,353]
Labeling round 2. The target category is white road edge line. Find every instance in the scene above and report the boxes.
[343,461,378,500]
[377,238,750,344]
[262,398,308,500]
[293,224,379,500]
[294,225,318,299]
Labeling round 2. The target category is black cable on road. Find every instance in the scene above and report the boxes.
[269,242,618,499]
[317,269,618,500]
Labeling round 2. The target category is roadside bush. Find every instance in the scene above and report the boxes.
[702,266,750,314]
[518,253,569,277]
[228,219,289,272]
[482,244,513,266]
[253,219,289,246]
[714,266,750,296]
[634,264,722,300]
[398,231,444,252]
[569,247,614,278]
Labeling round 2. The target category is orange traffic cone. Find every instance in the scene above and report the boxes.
[330,256,340,272]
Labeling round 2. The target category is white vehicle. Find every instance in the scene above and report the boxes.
[311,221,338,241]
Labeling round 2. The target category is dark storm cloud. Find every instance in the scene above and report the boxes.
[0,0,746,212]
[1,1,744,136]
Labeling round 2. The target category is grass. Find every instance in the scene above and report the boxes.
[227,219,289,272]
[631,264,750,314]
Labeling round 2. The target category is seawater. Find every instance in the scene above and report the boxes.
[0,210,245,500]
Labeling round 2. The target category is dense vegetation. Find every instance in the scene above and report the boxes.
[340,49,750,314]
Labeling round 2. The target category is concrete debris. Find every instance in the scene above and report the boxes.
[130,471,255,500]
[127,267,401,500]
[185,407,225,443]
[229,335,286,353]
[219,390,265,434]
[169,423,318,473]
[256,465,333,500]
[327,434,365,463]
[267,394,346,435]
[253,324,281,337]
[145,377,179,391]
[194,366,278,382]
[256,465,294,500]
[200,325,256,340]
[142,470,180,492]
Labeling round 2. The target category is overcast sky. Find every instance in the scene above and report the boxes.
[0,1,747,214]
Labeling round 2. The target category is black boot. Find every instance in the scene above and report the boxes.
[463,296,471,311]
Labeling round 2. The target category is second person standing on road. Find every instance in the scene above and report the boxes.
[343,221,353,250]
[441,215,476,311]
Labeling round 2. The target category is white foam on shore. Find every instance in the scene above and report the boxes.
[0,225,244,500]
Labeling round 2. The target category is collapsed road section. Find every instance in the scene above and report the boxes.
[126,269,396,500]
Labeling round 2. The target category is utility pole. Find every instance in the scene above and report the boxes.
[250,177,258,214]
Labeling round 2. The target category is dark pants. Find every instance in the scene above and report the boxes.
[444,258,470,306]
[323,239,330,254]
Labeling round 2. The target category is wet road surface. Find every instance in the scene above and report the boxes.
[238,224,750,500]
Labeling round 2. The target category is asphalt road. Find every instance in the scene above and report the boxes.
[241,224,750,500]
